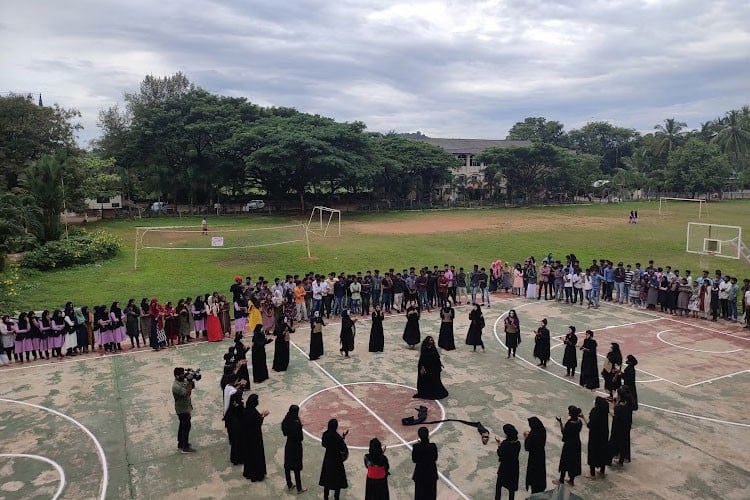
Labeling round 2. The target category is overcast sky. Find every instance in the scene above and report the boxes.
[2,0,749,145]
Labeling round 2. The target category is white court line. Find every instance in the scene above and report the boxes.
[297,382,446,450]
[683,370,750,388]
[0,398,108,500]
[0,453,66,500]
[598,318,663,330]
[490,309,750,429]
[608,302,750,341]
[655,330,743,354]
[289,339,470,500]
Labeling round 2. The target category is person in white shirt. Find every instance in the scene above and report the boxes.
[312,277,325,314]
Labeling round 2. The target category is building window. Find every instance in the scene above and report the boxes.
[96,197,110,204]
[469,156,481,167]
[111,202,120,208]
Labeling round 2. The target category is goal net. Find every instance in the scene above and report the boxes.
[686,222,741,259]
[134,224,310,270]
[307,206,341,237]
[659,197,708,218]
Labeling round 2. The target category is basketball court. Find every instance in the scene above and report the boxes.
[1,292,748,499]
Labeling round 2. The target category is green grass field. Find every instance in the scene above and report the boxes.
[8,200,750,310]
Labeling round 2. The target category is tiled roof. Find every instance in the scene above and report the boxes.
[413,138,530,155]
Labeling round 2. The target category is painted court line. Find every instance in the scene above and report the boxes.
[297,382,446,450]
[491,309,750,429]
[0,398,108,500]
[656,330,743,354]
[547,341,664,384]
[683,369,750,388]
[289,339,470,500]
[0,453,66,500]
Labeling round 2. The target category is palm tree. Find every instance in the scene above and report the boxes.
[653,118,687,156]
[22,155,66,241]
[712,109,750,171]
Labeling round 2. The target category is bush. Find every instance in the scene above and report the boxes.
[21,230,121,270]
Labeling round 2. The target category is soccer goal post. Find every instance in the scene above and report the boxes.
[659,197,708,218]
[686,222,741,260]
[133,224,310,270]
[307,206,341,237]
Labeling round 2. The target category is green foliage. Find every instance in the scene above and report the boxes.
[666,139,731,195]
[0,192,42,261]
[567,121,638,174]
[22,154,68,241]
[506,117,567,145]
[21,229,121,271]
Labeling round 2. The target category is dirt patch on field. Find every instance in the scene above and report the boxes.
[350,212,617,235]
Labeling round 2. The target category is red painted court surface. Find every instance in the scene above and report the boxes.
[554,316,750,387]
[299,382,445,448]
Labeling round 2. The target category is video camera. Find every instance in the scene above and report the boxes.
[185,368,202,382]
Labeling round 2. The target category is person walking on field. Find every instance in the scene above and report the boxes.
[319,419,349,500]
[495,424,521,500]
[412,426,438,500]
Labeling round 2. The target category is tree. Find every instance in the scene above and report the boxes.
[0,192,42,269]
[653,118,687,156]
[506,117,566,145]
[124,72,194,116]
[712,108,750,173]
[567,121,638,174]
[477,144,575,204]
[22,154,68,241]
[666,139,731,196]
[0,94,81,190]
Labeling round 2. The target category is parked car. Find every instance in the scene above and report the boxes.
[150,201,168,213]
[242,200,265,211]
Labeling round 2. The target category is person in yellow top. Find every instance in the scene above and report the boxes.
[247,298,262,334]
[294,280,308,322]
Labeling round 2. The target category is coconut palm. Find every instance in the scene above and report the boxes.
[653,118,687,156]
[21,154,67,241]
[712,109,750,171]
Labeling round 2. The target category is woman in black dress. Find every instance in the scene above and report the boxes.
[465,304,485,352]
[504,310,520,358]
[339,309,356,357]
[562,326,578,377]
[241,393,269,482]
[603,342,623,398]
[402,300,421,348]
[533,318,551,367]
[319,418,349,500]
[622,354,638,411]
[414,336,449,400]
[524,416,546,494]
[437,301,455,351]
[282,404,306,493]
[579,330,600,390]
[609,387,633,466]
[554,406,583,487]
[272,317,293,372]
[412,426,438,500]
[369,305,385,352]
[251,324,272,383]
[309,311,325,360]
[226,391,245,465]
[364,437,390,500]
[495,424,520,500]
[587,396,609,478]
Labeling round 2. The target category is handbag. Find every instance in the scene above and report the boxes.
[339,444,349,462]
[156,328,167,343]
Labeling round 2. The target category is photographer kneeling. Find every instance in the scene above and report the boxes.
[173,367,199,454]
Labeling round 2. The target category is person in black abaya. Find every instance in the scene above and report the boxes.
[272,317,293,372]
[226,391,245,465]
[437,301,455,351]
[495,424,520,500]
[533,318,551,367]
[412,426,438,500]
[622,354,639,411]
[251,324,273,383]
[554,405,582,487]
[465,304,485,352]
[504,310,520,358]
[524,417,547,495]
[309,311,325,361]
[579,330,600,390]
[369,305,385,352]
[587,396,610,478]
[414,336,449,400]
[282,405,306,493]
[241,393,269,482]
[364,437,390,500]
[232,332,251,383]
[562,326,578,377]
[319,418,349,500]
[602,342,623,398]
[609,387,633,466]
[339,309,356,357]
[402,300,421,348]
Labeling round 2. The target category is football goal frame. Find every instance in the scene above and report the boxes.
[659,197,708,218]
[306,206,341,237]
[133,224,310,270]
[686,222,741,260]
